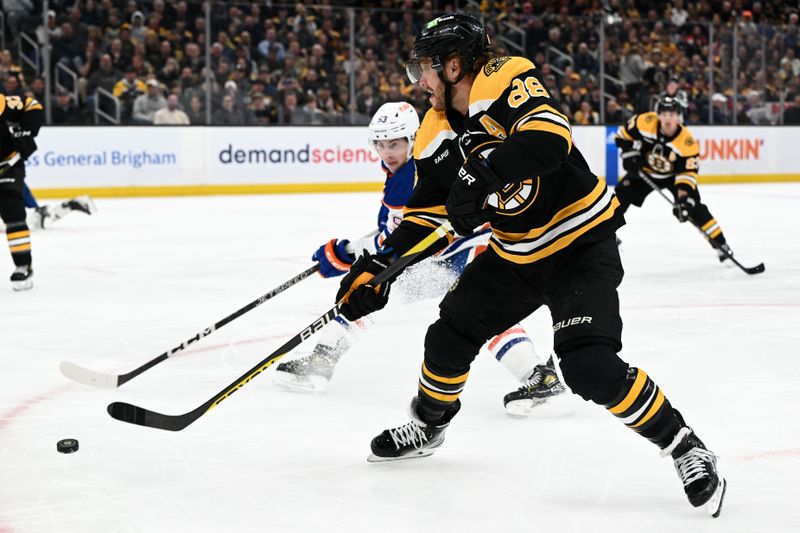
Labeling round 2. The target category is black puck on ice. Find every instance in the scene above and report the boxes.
[57,438,79,454]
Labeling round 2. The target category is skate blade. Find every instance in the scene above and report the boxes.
[271,372,328,394]
[367,448,436,463]
[11,280,33,291]
[504,398,547,418]
[706,477,727,518]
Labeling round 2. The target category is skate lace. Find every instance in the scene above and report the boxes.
[674,448,717,487]
[389,422,429,450]
[518,366,544,392]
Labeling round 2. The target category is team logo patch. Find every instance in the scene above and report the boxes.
[486,178,537,215]
[483,56,512,76]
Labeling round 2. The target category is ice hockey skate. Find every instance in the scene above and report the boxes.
[10,264,33,291]
[503,355,566,417]
[661,416,727,517]
[272,340,347,393]
[368,397,460,462]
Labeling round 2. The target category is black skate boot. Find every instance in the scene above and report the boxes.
[661,414,727,517]
[10,264,33,291]
[63,195,97,216]
[272,339,347,393]
[368,397,461,462]
[503,355,566,417]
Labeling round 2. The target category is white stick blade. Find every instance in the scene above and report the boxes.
[59,361,119,389]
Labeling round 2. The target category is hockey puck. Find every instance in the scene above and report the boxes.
[57,438,79,454]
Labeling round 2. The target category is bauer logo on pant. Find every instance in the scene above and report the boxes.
[552,316,592,332]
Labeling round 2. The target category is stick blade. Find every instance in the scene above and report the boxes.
[107,402,195,431]
[60,361,119,389]
[745,262,765,275]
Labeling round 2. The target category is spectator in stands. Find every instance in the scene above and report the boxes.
[53,22,85,73]
[186,95,206,125]
[276,91,311,124]
[3,74,24,97]
[573,42,597,76]
[574,100,600,125]
[132,79,167,124]
[52,89,84,124]
[0,49,23,80]
[711,93,730,124]
[130,11,147,44]
[3,0,34,44]
[784,94,800,124]
[213,94,245,125]
[86,53,120,101]
[744,90,772,124]
[153,94,190,125]
[620,44,646,112]
[113,65,146,120]
[25,76,45,102]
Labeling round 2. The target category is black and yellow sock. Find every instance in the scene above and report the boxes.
[605,367,681,449]
[416,362,469,423]
[6,221,31,266]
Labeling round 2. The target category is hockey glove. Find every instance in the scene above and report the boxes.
[620,150,642,174]
[447,154,504,236]
[672,187,696,223]
[11,128,37,161]
[335,253,392,321]
[312,239,354,278]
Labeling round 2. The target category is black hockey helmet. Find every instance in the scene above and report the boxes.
[406,12,490,84]
[655,94,683,116]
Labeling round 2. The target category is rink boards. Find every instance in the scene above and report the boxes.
[25,125,800,198]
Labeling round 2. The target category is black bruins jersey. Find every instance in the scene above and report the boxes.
[384,56,622,265]
[0,94,44,164]
[616,111,700,190]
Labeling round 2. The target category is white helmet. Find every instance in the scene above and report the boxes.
[368,101,420,159]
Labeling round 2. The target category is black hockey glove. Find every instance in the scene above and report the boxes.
[620,150,642,174]
[335,252,392,321]
[447,131,506,237]
[672,188,696,223]
[11,128,38,161]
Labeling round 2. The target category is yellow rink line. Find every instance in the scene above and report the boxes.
[29,174,800,199]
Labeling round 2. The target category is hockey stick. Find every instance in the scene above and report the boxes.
[637,172,765,275]
[60,264,321,389]
[107,222,453,431]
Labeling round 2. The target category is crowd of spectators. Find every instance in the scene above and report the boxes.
[0,0,799,126]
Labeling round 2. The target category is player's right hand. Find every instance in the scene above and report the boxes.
[335,253,391,320]
[312,239,354,278]
[621,150,642,173]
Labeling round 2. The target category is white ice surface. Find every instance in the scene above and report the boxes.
[1,184,798,533]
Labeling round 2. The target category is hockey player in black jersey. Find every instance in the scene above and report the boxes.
[0,93,43,290]
[615,95,735,263]
[335,13,725,517]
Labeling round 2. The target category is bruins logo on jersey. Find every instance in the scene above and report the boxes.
[483,56,512,76]
[486,178,538,215]
[646,152,674,173]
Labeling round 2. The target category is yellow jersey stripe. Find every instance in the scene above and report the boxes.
[6,231,30,240]
[509,103,569,134]
[492,179,606,242]
[488,197,618,264]
[469,56,535,111]
[609,370,648,415]
[617,128,634,141]
[517,120,572,151]
[10,243,32,253]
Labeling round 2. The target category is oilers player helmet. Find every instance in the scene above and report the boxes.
[368,102,420,158]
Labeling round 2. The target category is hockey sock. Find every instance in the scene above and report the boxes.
[488,325,541,382]
[417,361,469,423]
[5,221,32,266]
[699,218,726,247]
[604,367,681,449]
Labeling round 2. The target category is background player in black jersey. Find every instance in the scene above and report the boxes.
[0,93,43,290]
[335,13,726,517]
[615,95,736,263]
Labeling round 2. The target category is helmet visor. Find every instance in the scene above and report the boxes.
[405,59,424,84]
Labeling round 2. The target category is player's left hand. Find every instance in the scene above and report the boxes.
[447,154,504,236]
[335,253,392,320]
[312,239,354,278]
